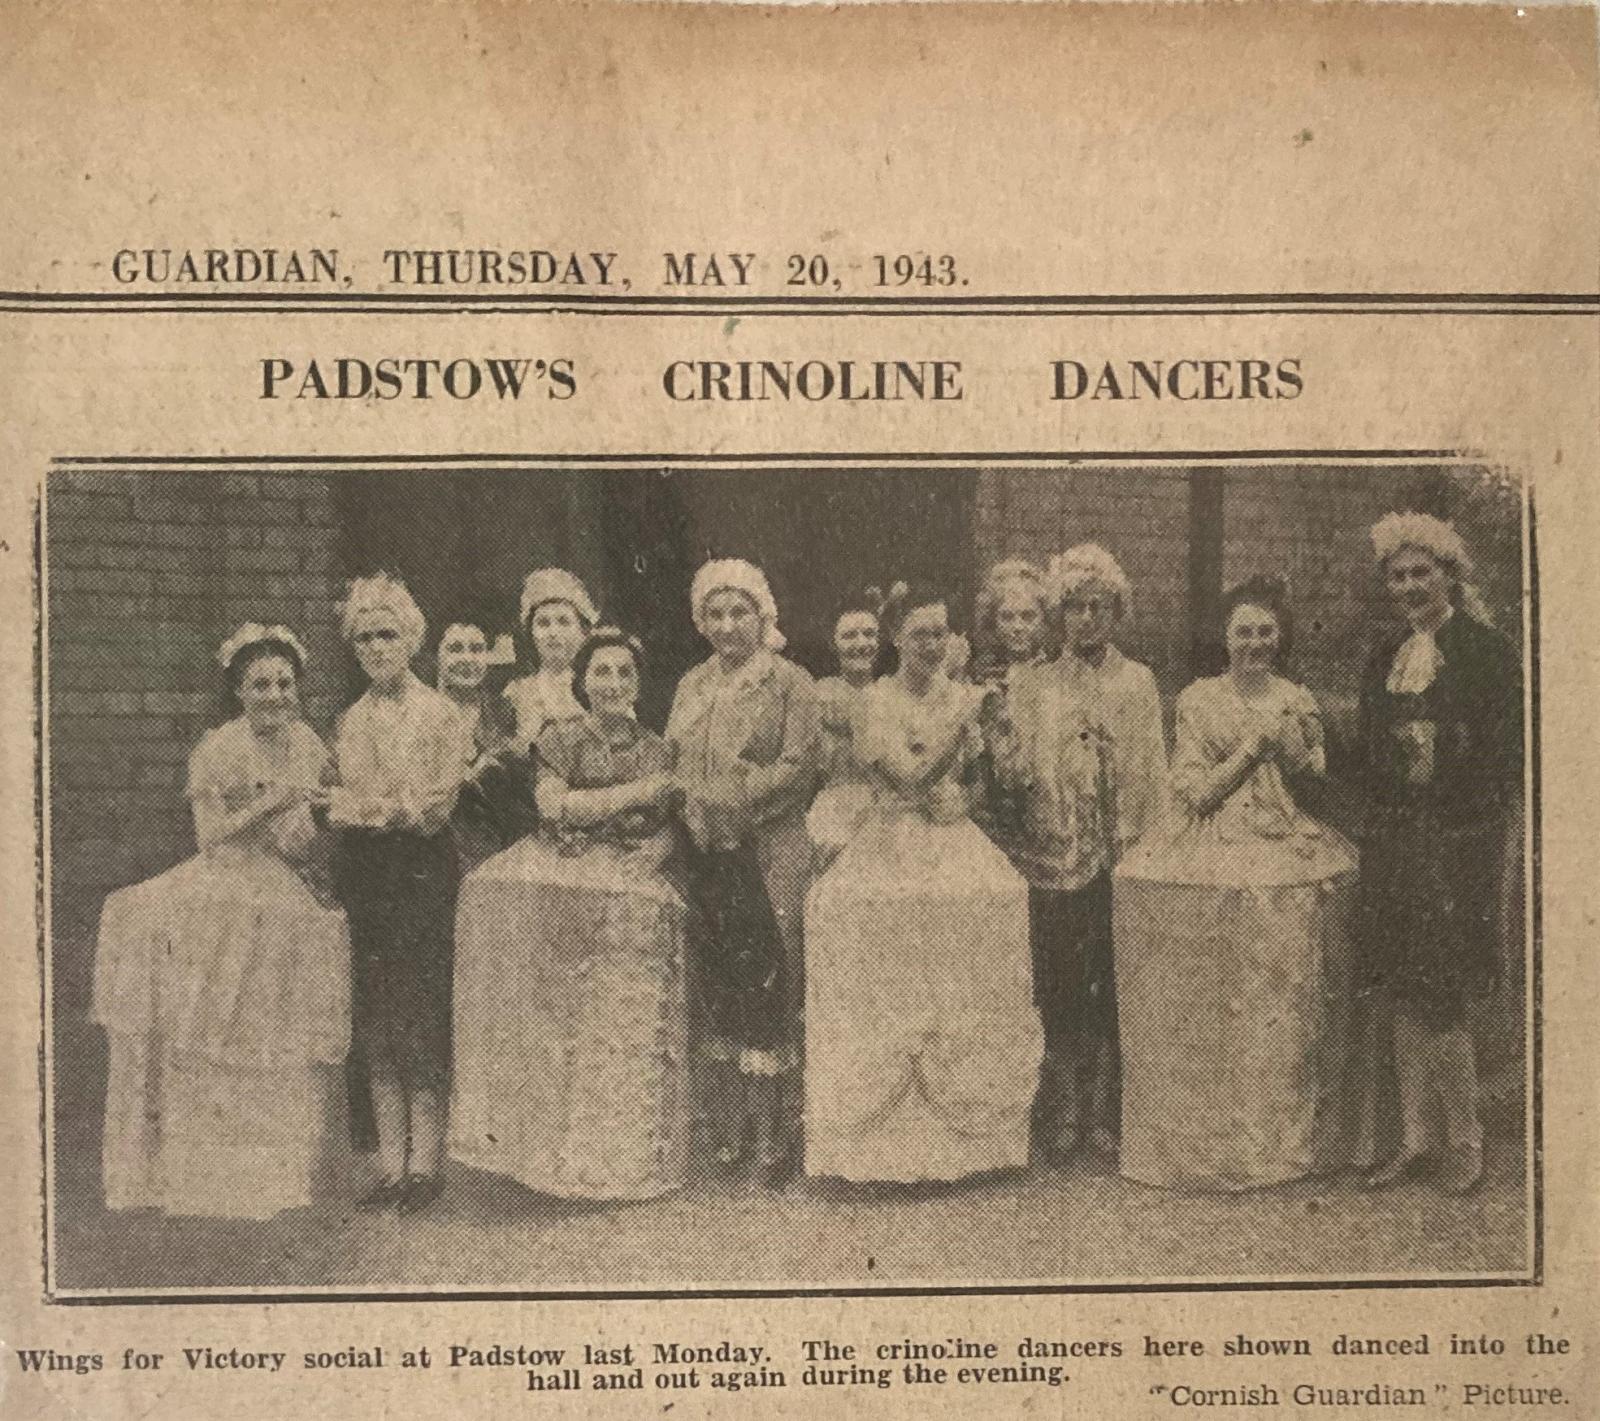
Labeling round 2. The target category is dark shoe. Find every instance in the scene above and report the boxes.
[1436,1146,1484,1196]
[755,1135,802,1189]
[1040,1121,1082,1167]
[710,1117,751,1172]
[1087,1125,1119,1160]
[396,1174,445,1216]
[1360,1152,1433,1191]
[355,1177,407,1212]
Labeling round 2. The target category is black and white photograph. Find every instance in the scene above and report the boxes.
[40,455,1534,1296]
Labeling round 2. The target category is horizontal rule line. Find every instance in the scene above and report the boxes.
[51,449,1464,467]
[46,1275,1534,1306]
[2,289,1598,317]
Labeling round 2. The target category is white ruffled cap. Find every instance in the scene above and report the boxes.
[339,572,426,653]
[217,622,309,673]
[519,567,599,629]
[1370,511,1473,576]
[691,558,786,650]
[1050,543,1133,617]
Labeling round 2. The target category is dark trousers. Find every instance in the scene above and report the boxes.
[337,829,460,1095]
[689,843,789,1055]
[1029,875,1118,1137]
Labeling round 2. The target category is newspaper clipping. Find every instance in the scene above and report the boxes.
[3,2,1597,1417]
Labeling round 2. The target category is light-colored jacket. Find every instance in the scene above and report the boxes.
[1001,647,1168,890]
[666,649,821,851]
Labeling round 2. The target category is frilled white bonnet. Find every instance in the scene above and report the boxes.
[519,567,599,629]
[691,558,785,650]
[217,622,309,674]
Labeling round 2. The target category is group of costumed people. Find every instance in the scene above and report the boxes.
[90,510,1521,1221]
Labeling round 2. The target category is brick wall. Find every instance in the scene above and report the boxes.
[45,470,344,1015]
[1219,462,1524,745]
[1221,464,1401,706]
[974,465,1192,695]
[972,462,1519,715]
[48,461,1525,1027]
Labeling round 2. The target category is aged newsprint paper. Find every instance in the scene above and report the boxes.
[2,1,1596,1417]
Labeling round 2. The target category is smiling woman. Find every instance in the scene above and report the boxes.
[1115,576,1374,1193]
[450,626,691,1200]
[90,623,351,1220]
[804,584,1043,1185]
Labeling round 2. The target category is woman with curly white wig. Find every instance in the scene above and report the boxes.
[1002,544,1167,1162]
[330,574,475,1215]
[1356,513,1521,1197]
[93,623,350,1218]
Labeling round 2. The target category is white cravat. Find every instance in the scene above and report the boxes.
[1387,612,1451,694]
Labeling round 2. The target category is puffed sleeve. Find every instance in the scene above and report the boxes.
[291,721,335,786]
[815,680,852,784]
[1280,682,1327,776]
[184,725,231,804]
[663,665,698,763]
[1116,665,1169,846]
[185,726,236,846]
[1168,682,1215,816]
[856,682,895,770]
[329,701,369,795]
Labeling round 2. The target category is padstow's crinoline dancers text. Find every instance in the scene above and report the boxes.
[90,513,1522,1216]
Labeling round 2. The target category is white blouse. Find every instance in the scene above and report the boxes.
[333,674,474,834]
[506,668,583,747]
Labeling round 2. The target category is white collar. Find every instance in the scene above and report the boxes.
[1388,623,1447,694]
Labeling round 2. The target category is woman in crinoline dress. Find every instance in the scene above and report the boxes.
[1115,576,1372,1191]
[504,568,597,748]
[451,627,690,1200]
[805,590,893,865]
[804,584,1044,1184]
[92,624,350,1218]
